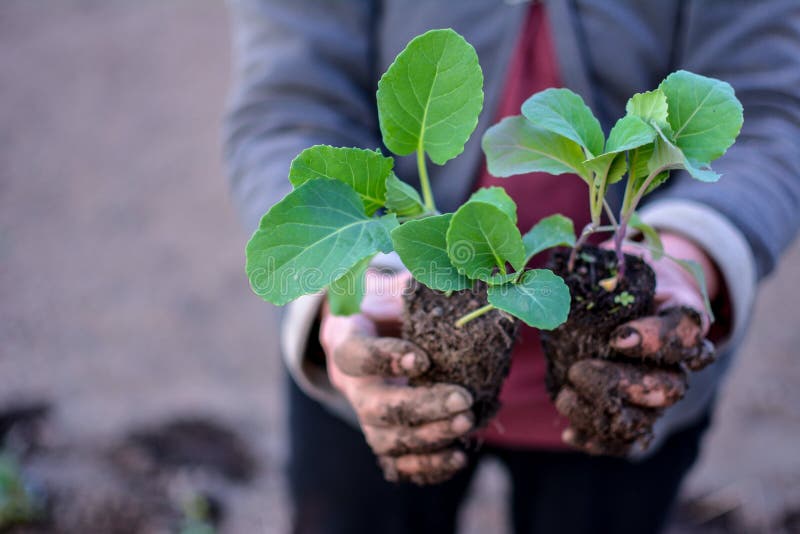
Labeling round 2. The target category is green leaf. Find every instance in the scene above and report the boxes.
[377,28,484,165]
[626,88,671,134]
[522,214,575,263]
[628,212,663,260]
[672,258,715,323]
[584,115,657,188]
[482,116,590,181]
[606,152,629,184]
[327,255,373,316]
[583,152,627,186]
[485,272,518,286]
[649,126,720,183]
[469,187,517,223]
[385,173,425,217]
[605,115,657,153]
[521,88,604,157]
[289,145,393,216]
[446,201,525,280]
[246,179,397,305]
[659,70,743,164]
[487,269,571,329]
[391,214,470,292]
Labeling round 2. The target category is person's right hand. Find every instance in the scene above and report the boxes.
[320,270,475,485]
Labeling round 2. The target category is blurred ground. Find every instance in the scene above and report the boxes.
[0,2,798,533]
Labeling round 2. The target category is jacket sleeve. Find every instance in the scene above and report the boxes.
[646,0,800,281]
[224,0,380,232]
[224,0,380,410]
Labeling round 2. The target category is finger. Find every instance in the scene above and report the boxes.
[609,306,713,367]
[568,359,687,409]
[562,427,631,457]
[363,412,474,456]
[356,383,473,427]
[360,271,410,324]
[555,387,654,443]
[379,449,467,485]
[333,335,429,378]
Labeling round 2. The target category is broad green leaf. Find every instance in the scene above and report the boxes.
[482,116,590,181]
[672,258,715,322]
[584,115,656,188]
[469,187,517,223]
[485,272,518,286]
[606,152,628,184]
[377,28,484,165]
[649,126,720,183]
[246,179,397,305]
[605,115,656,153]
[522,214,576,263]
[629,143,669,193]
[385,173,425,217]
[583,152,627,186]
[446,201,525,280]
[628,212,663,260]
[626,89,671,134]
[391,214,470,292]
[521,88,604,157]
[289,145,393,216]
[487,269,571,329]
[328,255,373,316]
[659,70,743,164]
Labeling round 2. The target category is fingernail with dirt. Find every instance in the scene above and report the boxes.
[400,352,417,371]
[451,414,473,433]
[445,391,471,413]
[449,450,467,468]
[611,327,641,350]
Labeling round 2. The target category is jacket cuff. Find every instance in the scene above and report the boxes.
[281,293,356,421]
[639,199,757,348]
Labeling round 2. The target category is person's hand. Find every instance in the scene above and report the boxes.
[555,233,719,455]
[320,270,474,484]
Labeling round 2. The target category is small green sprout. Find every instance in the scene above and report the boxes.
[0,452,43,529]
[614,292,636,307]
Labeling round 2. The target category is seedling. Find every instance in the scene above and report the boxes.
[482,70,743,315]
[0,452,43,529]
[245,29,574,330]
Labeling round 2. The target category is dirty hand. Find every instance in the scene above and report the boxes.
[557,233,720,455]
[320,270,474,484]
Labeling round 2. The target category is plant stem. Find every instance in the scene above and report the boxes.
[567,223,596,272]
[615,164,675,282]
[613,218,628,283]
[455,304,495,328]
[417,148,436,212]
[602,198,619,232]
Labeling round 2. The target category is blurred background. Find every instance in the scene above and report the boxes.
[1,2,798,533]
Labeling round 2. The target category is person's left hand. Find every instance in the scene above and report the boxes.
[554,233,720,455]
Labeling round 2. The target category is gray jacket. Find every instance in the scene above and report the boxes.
[224,0,800,453]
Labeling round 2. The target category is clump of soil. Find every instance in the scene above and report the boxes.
[2,410,252,533]
[541,245,656,396]
[402,280,519,427]
[111,417,257,483]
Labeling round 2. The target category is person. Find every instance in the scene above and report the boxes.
[224,1,800,532]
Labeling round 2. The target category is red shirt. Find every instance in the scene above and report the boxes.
[476,3,592,449]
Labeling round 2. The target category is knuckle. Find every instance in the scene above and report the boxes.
[362,426,394,455]
[384,450,466,485]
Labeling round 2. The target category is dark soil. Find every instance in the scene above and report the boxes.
[111,417,257,483]
[2,410,250,533]
[402,280,519,428]
[541,245,656,396]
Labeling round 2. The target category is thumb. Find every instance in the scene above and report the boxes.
[361,270,410,323]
